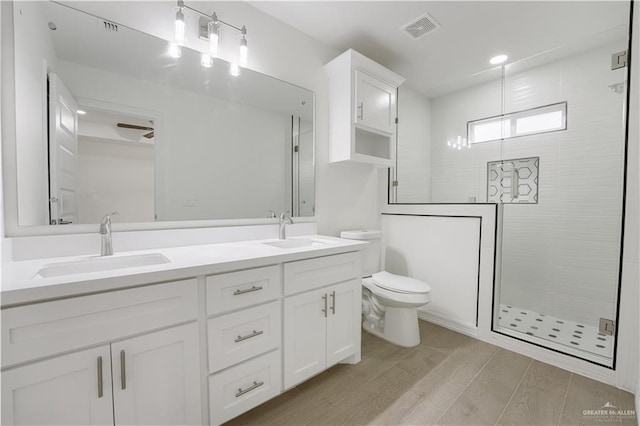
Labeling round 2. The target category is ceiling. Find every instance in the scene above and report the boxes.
[250,1,631,97]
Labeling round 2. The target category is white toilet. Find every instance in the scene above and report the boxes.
[340,230,431,347]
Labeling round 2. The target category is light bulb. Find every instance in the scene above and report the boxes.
[175,7,185,43]
[239,36,248,67]
[447,140,451,146]
[201,52,212,68]
[168,42,182,58]
[489,54,508,65]
[76,110,87,115]
[229,62,240,77]
[208,20,220,58]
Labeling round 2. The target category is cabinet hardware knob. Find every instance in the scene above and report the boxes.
[233,285,263,296]
[235,330,264,343]
[120,350,126,390]
[97,356,103,398]
[236,380,264,398]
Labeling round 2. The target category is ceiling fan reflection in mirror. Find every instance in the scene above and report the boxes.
[117,122,154,139]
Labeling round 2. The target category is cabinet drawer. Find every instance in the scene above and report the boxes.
[207,300,281,373]
[284,252,361,295]
[1,279,198,367]
[206,266,280,315]
[208,349,282,425]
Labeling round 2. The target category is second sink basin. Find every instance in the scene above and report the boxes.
[35,253,171,278]
[263,238,329,249]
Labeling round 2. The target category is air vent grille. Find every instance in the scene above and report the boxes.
[102,20,118,32]
[401,13,440,40]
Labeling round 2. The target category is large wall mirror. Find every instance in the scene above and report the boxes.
[6,1,315,230]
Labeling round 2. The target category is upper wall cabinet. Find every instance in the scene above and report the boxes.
[325,49,405,167]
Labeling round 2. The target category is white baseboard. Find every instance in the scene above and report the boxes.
[418,311,479,338]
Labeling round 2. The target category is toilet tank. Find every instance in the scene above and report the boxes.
[339,230,382,277]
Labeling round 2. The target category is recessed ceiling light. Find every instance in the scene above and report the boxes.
[490,54,508,65]
[77,110,86,115]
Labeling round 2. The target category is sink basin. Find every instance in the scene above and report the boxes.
[263,239,328,249]
[34,253,171,278]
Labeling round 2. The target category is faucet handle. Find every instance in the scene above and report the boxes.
[267,210,277,219]
[279,211,293,223]
[101,211,120,221]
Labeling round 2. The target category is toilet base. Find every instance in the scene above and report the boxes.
[363,306,421,347]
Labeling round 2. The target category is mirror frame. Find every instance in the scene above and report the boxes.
[1,0,317,237]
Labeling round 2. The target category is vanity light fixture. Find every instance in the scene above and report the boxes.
[170,2,249,73]
[208,13,220,58]
[76,110,87,115]
[447,136,470,150]
[489,54,508,65]
[239,26,248,67]
[175,0,186,44]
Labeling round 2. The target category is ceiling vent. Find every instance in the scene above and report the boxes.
[400,13,440,40]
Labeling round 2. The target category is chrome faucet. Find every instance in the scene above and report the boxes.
[99,212,119,256]
[278,211,293,240]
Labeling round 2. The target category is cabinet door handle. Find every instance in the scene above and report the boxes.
[97,356,103,398]
[236,380,264,398]
[235,330,264,343]
[120,350,126,390]
[233,285,263,296]
[357,102,364,120]
[330,291,336,315]
[322,293,328,318]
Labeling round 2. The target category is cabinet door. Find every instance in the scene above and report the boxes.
[112,323,201,425]
[354,70,396,134]
[326,280,361,367]
[1,345,113,425]
[283,288,328,389]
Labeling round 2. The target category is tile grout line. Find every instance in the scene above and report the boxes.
[494,359,534,425]
[433,347,501,424]
[557,373,574,426]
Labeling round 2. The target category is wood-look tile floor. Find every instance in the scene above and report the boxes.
[228,321,637,426]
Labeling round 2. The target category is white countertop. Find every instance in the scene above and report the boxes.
[1,235,367,308]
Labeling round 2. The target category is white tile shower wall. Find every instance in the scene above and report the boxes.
[396,86,431,202]
[430,43,626,327]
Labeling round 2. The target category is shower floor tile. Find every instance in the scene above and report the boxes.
[498,304,613,359]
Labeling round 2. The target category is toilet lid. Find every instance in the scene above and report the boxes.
[372,271,431,294]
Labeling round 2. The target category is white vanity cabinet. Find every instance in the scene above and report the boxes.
[1,280,202,426]
[282,252,362,389]
[325,49,405,167]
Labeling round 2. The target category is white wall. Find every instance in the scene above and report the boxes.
[395,86,431,202]
[429,43,626,327]
[77,139,155,223]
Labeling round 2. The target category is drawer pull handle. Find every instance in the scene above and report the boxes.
[236,380,264,398]
[233,285,263,296]
[322,293,328,318]
[235,330,264,343]
[357,102,364,120]
[330,291,336,314]
[97,356,103,398]
[120,350,126,390]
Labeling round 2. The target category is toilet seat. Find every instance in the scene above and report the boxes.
[372,271,431,294]
[363,277,431,307]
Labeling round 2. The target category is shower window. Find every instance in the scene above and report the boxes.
[467,102,567,144]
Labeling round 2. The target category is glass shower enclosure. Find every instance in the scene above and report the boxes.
[390,1,632,367]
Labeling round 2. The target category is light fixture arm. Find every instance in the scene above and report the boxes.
[182,4,246,34]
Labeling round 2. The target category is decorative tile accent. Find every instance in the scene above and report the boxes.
[487,157,539,203]
[498,304,613,358]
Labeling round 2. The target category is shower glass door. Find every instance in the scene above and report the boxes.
[494,20,631,366]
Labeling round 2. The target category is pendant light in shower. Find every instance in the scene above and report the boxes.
[168,1,249,76]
